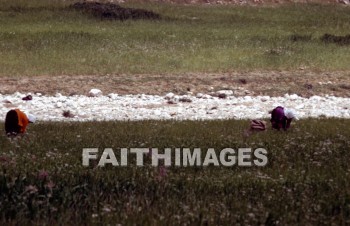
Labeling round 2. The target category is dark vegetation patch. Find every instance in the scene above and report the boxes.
[290,34,312,42]
[339,84,350,90]
[321,33,350,45]
[289,33,350,46]
[0,6,59,12]
[62,110,75,118]
[71,1,161,21]
[304,83,313,90]
[238,78,248,84]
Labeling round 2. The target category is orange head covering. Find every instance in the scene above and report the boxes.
[14,109,29,133]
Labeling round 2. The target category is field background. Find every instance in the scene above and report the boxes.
[1,0,350,76]
[1,0,350,225]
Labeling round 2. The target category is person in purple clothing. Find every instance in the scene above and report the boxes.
[270,106,298,131]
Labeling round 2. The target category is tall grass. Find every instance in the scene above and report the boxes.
[1,119,350,224]
[0,1,350,75]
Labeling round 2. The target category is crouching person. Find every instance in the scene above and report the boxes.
[270,106,297,131]
[5,109,36,137]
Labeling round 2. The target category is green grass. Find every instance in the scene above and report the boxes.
[1,1,350,75]
[1,119,350,224]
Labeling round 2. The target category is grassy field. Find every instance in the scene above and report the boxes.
[1,119,350,224]
[1,0,350,75]
[1,0,350,225]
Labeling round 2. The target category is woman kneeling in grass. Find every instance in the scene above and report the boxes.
[270,106,297,131]
[4,109,36,137]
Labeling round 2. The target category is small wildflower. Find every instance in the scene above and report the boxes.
[25,185,38,194]
[38,170,49,180]
[45,181,55,189]
[157,165,168,181]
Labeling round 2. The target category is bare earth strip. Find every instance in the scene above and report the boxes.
[1,71,350,97]
[112,0,346,5]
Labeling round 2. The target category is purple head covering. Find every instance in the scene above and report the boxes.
[270,106,292,130]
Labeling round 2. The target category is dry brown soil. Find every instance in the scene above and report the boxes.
[1,71,349,97]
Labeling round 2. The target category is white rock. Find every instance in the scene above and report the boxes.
[217,90,234,96]
[310,96,322,101]
[173,95,180,102]
[14,92,23,98]
[260,96,270,102]
[55,102,63,108]
[202,94,212,99]
[289,94,299,100]
[295,104,305,109]
[107,93,119,99]
[179,95,192,103]
[196,93,204,98]
[164,92,175,100]
[154,110,162,116]
[88,89,102,97]
[244,96,252,101]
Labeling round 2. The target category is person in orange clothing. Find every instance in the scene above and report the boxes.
[4,109,36,136]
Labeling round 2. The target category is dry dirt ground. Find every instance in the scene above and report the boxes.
[109,0,348,5]
[1,71,350,97]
